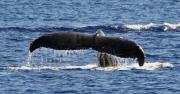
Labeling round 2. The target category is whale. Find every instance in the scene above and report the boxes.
[29,31,145,66]
[96,30,118,67]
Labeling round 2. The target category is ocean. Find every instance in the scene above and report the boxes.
[0,0,180,94]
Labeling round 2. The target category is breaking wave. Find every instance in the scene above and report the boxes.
[123,23,180,32]
[0,23,179,32]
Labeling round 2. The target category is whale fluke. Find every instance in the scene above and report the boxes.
[30,32,145,66]
[96,29,118,67]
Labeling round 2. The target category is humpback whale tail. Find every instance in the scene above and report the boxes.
[30,31,145,66]
[96,29,118,67]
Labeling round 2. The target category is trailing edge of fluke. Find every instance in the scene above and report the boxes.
[29,31,145,66]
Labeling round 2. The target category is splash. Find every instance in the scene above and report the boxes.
[96,62,174,71]
[4,61,174,71]
[19,49,173,71]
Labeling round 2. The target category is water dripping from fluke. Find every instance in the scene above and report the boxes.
[24,50,172,71]
[26,51,32,67]
[24,49,86,69]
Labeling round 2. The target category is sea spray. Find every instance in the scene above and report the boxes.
[24,48,171,71]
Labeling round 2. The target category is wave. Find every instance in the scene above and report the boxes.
[0,23,179,32]
[1,62,174,71]
[123,23,180,32]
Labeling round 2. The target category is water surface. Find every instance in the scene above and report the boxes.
[0,0,180,94]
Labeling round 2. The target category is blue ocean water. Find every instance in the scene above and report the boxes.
[0,0,180,94]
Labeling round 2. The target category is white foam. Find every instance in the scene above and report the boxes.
[95,62,173,71]
[163,23,180,31]
[124,62,174,70]
[124,23,180,31]
[5,62,173,71]
[124,23,157,31]
[7,64,96,71]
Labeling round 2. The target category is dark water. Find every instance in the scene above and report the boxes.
[0,0,180,94]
